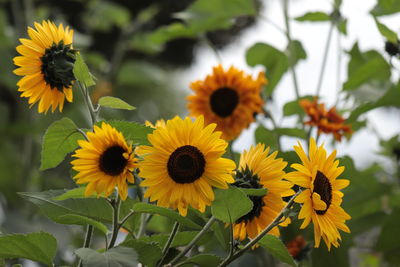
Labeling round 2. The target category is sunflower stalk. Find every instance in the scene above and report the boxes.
[218,190,302,267]
[77,81,99,125]
[157,222,180,267]
[169,216,217,265]
[77,224,94,267]
[108,195,121,249]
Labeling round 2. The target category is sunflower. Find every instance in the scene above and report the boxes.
[71,122,137,200]
[233,144,294,241]
[187,65,266,140]
[138,116,236,216]
[14,20,76,113]
[285,138,351,250]
[300,98,352,141]
[145,119,166,129]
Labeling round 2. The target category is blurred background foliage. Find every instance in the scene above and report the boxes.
[0,0,400,266]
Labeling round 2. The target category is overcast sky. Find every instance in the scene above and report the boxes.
[174,0,400,169]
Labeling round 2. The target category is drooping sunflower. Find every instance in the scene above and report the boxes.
[138,116,236,216]
[187,65,266,140]
[233,144,294,241]
[14,20,76,113]
[71,123,137,200]
[285,138,351,250]
[300,98,352,141]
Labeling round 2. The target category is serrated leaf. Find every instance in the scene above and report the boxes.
[57,214,108,235]
[374,18,398,43]
[0,232,57,266]
[40,117,84,171]
[211,187,253,223]
[259,235,296,267]
[103,120,153,146]
[132,203,202,230]
[295,11,331,22]
[73,53,96,88]
[121,240,162,267]
[238,187,268,197]
[247,43,288,95]
[75,247,138,267]
[98,96,135,110]
[180,254,223,267]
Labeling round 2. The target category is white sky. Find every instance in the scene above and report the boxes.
[174,0,400,169]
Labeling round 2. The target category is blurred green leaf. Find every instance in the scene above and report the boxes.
[57,214,108,235]
[180,254,223,267]
[73,53,96,88]
[259,234,296,267]
[211,187,253,223]
[104,120,153,146]
[75,247,138,267]
[337,19,348,35]
[295,11,331,22]
[98,96,135,110]
[374,18,398,43]
[132,203,202,230]
[0,232,57,266]
[343,44,390,90]
[371,0,400,16]
[255,126,279,151]
[54,187,86,200]
[238,187,268,197]
[40,117,84,171]
[275,128,307,139]
[87,1,130,31]
[121,240,162,267]
[376,209,400,265]
[283,96,313,117]
[137,231,201,248]
[247,43,289,95]
[286,40,307,67]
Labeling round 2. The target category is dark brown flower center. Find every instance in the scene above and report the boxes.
[41,40,76,92]
[167,145,205,183]
[210,87,239,118]
[234,167,265,223]
[313,171,332,215]
[99,145,128,176]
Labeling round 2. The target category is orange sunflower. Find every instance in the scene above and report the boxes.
[187,65,266,140]
[14,20,76,113]
[300,98,352,141]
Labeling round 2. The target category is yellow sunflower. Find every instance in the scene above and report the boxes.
[187,65,266,140]
[71,122,137,200]
[233,144,294,240]
[144,119,166,129]
[138,116,236,216]
[14,20,76,113]
[285,138,351,250]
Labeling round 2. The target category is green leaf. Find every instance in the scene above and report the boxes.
[374,18,398,43]
[283,96,313,117]
[295,11,331,22]
[371,0,400,16]
[40,117,84,171]
[138,231,200,248]
[238,187,268,197]
[87,2,130,31]
[247,43,289,95]
[73,53,96,88]
[286,40,307,67]
[255,126,279,151]
[57,214,108,235]
[121,240,162,267]
[103,120,153,146]
[98,96,135,110]
[54,187,86,200]
[75,247,138,267]
[337,19,348,35]
[132,202,202,230]
[274,128,308,139]
[180,254,223,267]
[259,234,296,267]
[19,190,113,225]
[343,44,391,91]
[0,232,57,266]
[211,187,253,223]
[376,209,400,254]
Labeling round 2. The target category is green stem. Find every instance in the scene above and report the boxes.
[315,22,335,97]
[157,222,180,267]
[218,190,301,267]
[108,195,121,249]
[77,81,98,125]
[118,209,135,229]
[283,0,301,99]
[201,34,222,63]
[169,216,217,265]
[78,225,94,267]
[263,109,282,151]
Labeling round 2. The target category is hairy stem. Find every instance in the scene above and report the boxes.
[157,222,180,267]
